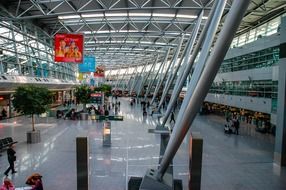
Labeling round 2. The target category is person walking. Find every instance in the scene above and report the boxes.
[170,111,175,124]
[4,143,17,176]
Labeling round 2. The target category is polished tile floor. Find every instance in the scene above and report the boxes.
[0,97,285,190]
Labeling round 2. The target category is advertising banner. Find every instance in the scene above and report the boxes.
[78,56,96,73]
[94,65,105,78]
[54,33,84,63]
[90,78,95,86]
[78,73,83,81]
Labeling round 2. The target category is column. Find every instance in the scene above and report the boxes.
[156,0,251,179]
[274,16,286,166]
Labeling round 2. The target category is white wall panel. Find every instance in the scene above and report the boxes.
[214,67,274,82]
[225,34,280,59]
[205,93,272,114]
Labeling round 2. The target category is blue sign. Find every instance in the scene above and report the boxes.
[90,78,95,86]
[42,64,49,77]
[78,56,96,73]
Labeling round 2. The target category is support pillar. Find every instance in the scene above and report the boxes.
[138,56,159,98]
[274,16,286,166]
[160,11,203,127]
[166,0,226,129]
[130,62,151,96]
[125,65,138,91]
[116,68,129,89]
[157,36,184,110]
[150,48,171,105]
[156,0,251,180]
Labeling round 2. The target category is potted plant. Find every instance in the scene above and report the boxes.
[74,84,91,119]
[100,84,112,97]
[12,85,52,143]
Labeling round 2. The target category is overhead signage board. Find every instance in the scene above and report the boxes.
[78,56,96,73]
[90,93,102,97]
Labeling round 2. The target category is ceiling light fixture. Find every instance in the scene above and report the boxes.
[58,15,80,19]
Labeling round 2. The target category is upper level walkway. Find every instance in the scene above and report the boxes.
[0,97,285,190]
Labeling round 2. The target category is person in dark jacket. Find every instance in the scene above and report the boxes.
[170,111,175,124]
[233,117,240,135]
[1,108,7,119]
[4,143,17,176]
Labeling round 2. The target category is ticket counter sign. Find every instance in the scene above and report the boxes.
[54,33,84,63]
[90,93,102,97]
[91,92,103,104]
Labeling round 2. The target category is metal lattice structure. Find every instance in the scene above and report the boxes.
[0,0,285,70]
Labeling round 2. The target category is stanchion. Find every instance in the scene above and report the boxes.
[103,121,111,147]
[189,132,203,190]
[76,137,89,190]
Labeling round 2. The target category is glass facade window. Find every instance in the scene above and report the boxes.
[209,80,277,99]
[219,47,279,73]
[271,81,278,113]
[231,15,282,48]
[0,21,76,81]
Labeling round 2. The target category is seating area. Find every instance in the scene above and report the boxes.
[0,137,17,150]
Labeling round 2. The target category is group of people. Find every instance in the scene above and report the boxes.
[63,99,75,107]
[2,143,43,190]
[1,173,43,190]
[88,101,120,116]
[56,39,82,59]
[224,116,240,135]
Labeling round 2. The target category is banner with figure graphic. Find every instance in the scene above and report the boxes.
[94,65,105,78]
[54,33,84,63]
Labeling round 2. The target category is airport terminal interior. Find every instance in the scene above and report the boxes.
[0,0,286,189]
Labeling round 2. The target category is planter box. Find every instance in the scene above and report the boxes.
[27,130,41,144]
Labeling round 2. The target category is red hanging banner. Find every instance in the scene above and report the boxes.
[54,33,84,63]
[94,65,105,78]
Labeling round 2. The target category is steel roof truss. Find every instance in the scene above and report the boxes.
[29,0,46,16]
[47,1,65,15]
[17,5,34,18]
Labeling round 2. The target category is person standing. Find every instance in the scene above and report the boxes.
[233,117,240,135]
[4,143,17,176]
[170,111,175,124]
[1,108,7,119]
